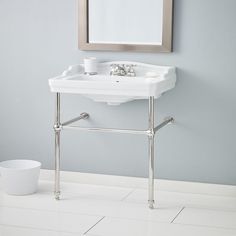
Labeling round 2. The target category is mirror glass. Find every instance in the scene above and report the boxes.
[88,0,163,45]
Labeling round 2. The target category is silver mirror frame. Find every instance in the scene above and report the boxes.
[78,0,173,53]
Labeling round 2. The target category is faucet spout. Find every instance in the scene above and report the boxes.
[110,64,136,77]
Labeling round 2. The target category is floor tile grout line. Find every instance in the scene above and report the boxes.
[172,222,236,231]
[120,188,136,201]
[158,203,236,213]
[0,202,187,225]
[0,204,105,219]
[1,219,236,235]
[2,196,236,213]
[83,216,105,235]
[170,206,185,223]
[176,205,236,213]
[90,215,184,224]
[38,180,236,199]
[0,223,78,235]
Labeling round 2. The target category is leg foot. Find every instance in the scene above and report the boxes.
[54,191,61,200]
[148,200,155,209]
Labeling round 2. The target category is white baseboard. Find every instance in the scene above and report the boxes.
[40,169,236,198]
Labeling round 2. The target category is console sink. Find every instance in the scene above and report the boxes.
[49,61,176,105]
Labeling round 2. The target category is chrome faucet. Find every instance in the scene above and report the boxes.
[110,64,136,77]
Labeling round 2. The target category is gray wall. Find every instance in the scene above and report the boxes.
[0,0,236,185]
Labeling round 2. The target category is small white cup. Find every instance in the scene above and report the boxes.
[84,57,97,75]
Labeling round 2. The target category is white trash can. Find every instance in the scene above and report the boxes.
[0,160,41,195]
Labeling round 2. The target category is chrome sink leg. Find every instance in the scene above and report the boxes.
[54,93,61,200]
[148,96,155,209]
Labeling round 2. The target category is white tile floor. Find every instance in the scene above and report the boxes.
[0,180,236,236]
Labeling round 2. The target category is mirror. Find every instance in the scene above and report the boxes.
[78,0,173,52]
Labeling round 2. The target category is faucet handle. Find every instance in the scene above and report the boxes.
[110,64,119,76]
[125,64,136,77]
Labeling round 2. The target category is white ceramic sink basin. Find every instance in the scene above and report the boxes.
[49,61,176,105]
